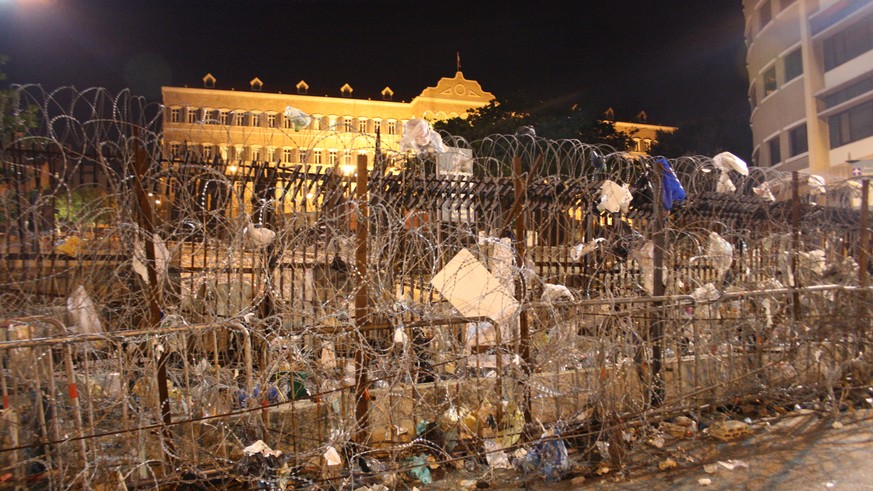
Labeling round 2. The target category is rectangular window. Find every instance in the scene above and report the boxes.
[768,137,781,165]
[251,113,261,127]
[251,147,260,162]
[169,108,181,123]
[829,99,873,147]
[283,148,293,163]
[203,144,213,160]
[343,149,351,166]
[328,149,337,165]
[759,0,772,31]
[235,112,245,126]
[314,150,323,165]
[789,124,808,157]
[343,117,353,132]
[219,110,229,125]
[169,143,181,157]
[267,114,277,128]
[187,108,198,123]
[312,118,321,131]
[824,13,873,71]
[387,120,396,135]
[373,120,381,134]
[283,116,293,129]
[763,65,777,97]
[300,148,308,163]
[784,48,803,82]
[823,74,873,108]
[358,120,367,133]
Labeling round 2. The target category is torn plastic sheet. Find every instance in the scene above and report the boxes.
[283,106,311,131]
[66,285,103,335]
[711,152,748,194]
[243,440,283,458]
[570,238,605,260]
[430,248,519,328]
[541,283,574,303]
[809,174,827,195]
[707,232,733,279]
[245,221,276,248]
[406,454,433,485]
[712,151,750,175]
[597,180,632,214]
[516,431,571,482]
[400,118,445,155]
[323,446,342,467]
[753,180,776,201]
[655,157,686,210]
[132,232,170,285]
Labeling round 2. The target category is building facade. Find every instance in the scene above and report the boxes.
[744,0,873,178]
[161,72,674,171]
[161,71,495,172]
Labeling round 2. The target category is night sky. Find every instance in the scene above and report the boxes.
[0,0,750,126]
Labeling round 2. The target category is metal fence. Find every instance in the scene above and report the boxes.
[1,86,872,489]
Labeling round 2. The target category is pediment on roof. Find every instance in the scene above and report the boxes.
[417,71,494,102]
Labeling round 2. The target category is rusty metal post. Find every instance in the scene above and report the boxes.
[791,172,801,324]
[354,154,371,445]
[131,131,175,464]
[512,156,532,424]
[859,179,869,353]
[651,159,666,407]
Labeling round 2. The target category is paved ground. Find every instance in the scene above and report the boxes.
[583,409,873,490]
[425,408,873,490]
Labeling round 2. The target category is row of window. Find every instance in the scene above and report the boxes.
[167,107,399,135]
[756,0,797,33]
[765,123,808,166]
[166,143,371,166]
[823,11,873,71]
[752,47,802,108]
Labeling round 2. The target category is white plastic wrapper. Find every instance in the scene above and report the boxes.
[712,152,749,175]
[716,172,736,193]
[67,285,103,335]
[597,180,632,214]
[707,232,733,277]
[132,232,170,285]
[570,238,605,260]
[753,181,776,201]
[400,118,446,155]
[808,174,827,195]
[245,222,276,248]
[541,283,574,303]
[243,440,283,458]
[283,106,311,131]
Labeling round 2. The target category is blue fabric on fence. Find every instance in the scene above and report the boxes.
[656,157,686,210]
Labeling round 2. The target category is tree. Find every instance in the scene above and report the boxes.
[434,91,632,149]
[650,116,752,163]
[0,55,38,148]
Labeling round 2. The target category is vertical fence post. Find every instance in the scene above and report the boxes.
[512,156,532,424]
[791,172,801,325]
[859,179,869,354]
[354,154,370,445]
[131,130,175,466]
[651,160,666,407]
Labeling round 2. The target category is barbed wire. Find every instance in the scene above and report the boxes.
[1,85,871,489]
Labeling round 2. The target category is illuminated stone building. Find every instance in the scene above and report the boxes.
[161,72,674,171]
[161,71,495,173]
[744,0,873,178]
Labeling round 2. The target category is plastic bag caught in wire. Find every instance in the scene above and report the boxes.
[400,118,446,155]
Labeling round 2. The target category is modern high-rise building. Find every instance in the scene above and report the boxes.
[744,0,873,178]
